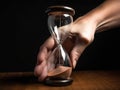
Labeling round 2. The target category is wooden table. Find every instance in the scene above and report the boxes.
[0,70,120,90]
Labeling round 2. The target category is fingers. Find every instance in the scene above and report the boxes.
[59,24,91,69]
[41,36,55,51]
[34,50,48,81]
[70,38,88,69]
[36,47,47,65]
[38,65,48,81]
[37,36,55,63]
[34,60,46,77]
[34,61,48,81]
[34,37,55,81]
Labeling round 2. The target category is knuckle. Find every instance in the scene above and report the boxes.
[79,33,94,45]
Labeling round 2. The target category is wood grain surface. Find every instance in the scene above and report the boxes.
[0,70,120,90]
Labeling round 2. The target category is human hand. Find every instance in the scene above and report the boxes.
[34,16,97,81]
[34,0,120,81]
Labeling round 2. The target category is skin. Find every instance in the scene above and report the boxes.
[34,0,120,81]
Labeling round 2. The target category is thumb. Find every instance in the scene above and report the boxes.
[70,41,87,69]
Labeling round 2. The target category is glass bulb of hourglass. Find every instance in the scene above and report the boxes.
[47,13,73,78]
[45,6,75,86]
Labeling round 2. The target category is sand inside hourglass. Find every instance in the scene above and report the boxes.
[47,66,72,79]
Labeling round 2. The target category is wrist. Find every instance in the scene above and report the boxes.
[82,9,105,32]
[83,0,120,33]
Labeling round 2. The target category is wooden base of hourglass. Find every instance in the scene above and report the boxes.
[44,66,73,86]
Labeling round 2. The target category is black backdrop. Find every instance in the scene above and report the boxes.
[1,0,120,72]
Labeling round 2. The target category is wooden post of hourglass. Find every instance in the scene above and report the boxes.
[44,6,75,86]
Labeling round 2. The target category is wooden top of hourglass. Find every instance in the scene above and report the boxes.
[45,5,75,16]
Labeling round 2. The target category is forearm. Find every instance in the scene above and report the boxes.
[84,0,120,32]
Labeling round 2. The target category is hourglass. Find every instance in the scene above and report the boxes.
[44,6,75,86]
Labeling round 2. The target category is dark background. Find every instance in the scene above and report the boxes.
[1,0,120,72]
